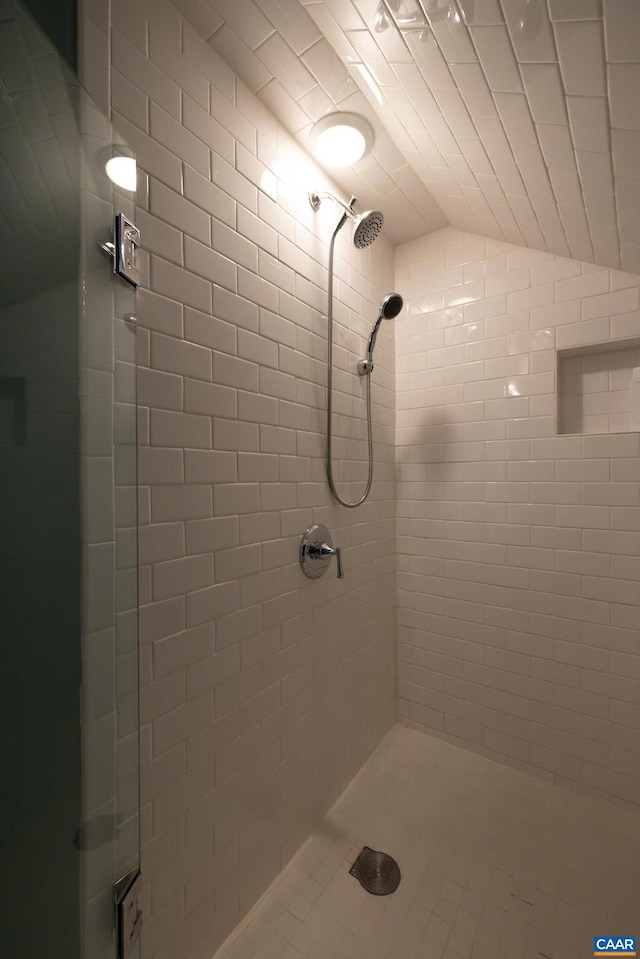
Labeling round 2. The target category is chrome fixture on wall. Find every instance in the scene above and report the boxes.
[309,191,383,249]
[300,524,344,579]
[310,190,400,509]
[358,292,404,376]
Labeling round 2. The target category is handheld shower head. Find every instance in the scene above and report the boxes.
[358,292,404,376]
[380,291,404,319]
[310,191,384,249]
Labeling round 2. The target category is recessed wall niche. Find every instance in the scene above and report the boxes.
[557,337,640,435]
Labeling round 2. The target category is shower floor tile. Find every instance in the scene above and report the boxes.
[214,725,640,959]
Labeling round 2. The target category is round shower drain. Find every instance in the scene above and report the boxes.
[349,846,401,895]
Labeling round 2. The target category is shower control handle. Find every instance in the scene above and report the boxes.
[300,524,344,580]
[309,542,343,579]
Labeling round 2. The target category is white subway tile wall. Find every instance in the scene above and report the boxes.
[294,0,640,270]
[87,0,640,264]
[396,227,640,814]
[110,3,396,957]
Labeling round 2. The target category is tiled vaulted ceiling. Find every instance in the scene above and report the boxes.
[172,0,640,271]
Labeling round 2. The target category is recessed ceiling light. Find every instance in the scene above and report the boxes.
[105,155,137,192]
[310,113,373,168]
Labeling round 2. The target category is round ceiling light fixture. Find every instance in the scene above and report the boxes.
[105,155,137,192]
[310,112,373,167]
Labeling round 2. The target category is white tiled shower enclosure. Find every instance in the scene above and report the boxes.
[76,1,640,959]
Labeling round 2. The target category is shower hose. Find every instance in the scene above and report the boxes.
[325,215,374,508]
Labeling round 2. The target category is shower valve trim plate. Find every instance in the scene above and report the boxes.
[300,524,343,579]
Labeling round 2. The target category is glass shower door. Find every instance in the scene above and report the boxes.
[79,73,140,959]
[0,3,139,957]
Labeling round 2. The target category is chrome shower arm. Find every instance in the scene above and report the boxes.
[309,191,357,217]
